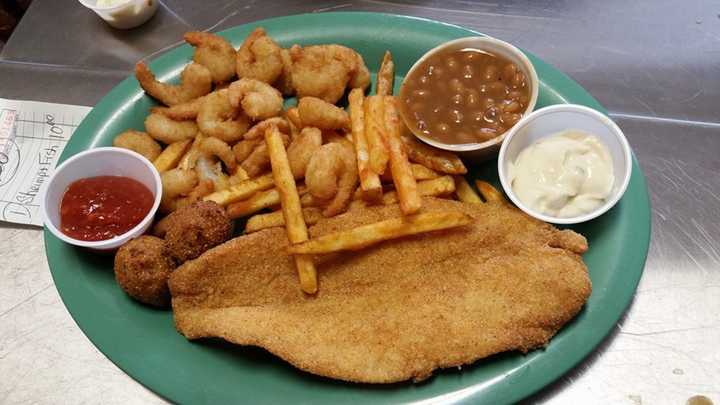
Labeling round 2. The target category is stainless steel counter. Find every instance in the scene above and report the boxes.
[1,0,718,403]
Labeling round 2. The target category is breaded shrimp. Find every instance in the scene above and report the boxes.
[236,27,283,84]
[200,136,236,172]
[151,95,206,120]
[275,48,294,95]
[197,89,250,143]
[145,113,198,144]
[242,117,289,140]
[184,31,236,83]
[305,141,358,217]
[162,168,198,198]
[135,62,212,106]
[195,155,229,192]
[288,44,370,104]
[232,138,262,162]
[297,97,350,131]
[160,168,199,213]
[240,132,290,177]
[112,130,162,161]
[287,127,322,179]
[228,78,284,120]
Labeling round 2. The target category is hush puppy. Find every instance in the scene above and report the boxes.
[114,236,175,307]
[163,201,232,262]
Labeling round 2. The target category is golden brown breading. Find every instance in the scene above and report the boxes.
[288,44,370,104]
[114,236,175,307]
[169,198,591,383]
[164,201,232,262]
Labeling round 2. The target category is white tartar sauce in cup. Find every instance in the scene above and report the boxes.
[508,129,614,218]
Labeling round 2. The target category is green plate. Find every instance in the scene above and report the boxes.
[44,12,651,404]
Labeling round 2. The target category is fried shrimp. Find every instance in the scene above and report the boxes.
[167,179,216,213]
[228,78,283,120]
[151,95,206,120]
[200,136,236,172]
[242,117,289,140]
[349,50,371,90]
[184,31,236,83]
[112,130,162,161]
[285,107,302,130]
[306,141,358,217]
[241,132,290,177]
[160,168,199,213]
[276,48,294,95]
[232,138,262,162]
[135,62,212,106]
[195,155,229,191]
[145,112,198,144]
[287,127,322,179]
[162,168,198,198]
[288,44,370,104]
[197,89,250,143]
[236,27,283,84]
[297,97,350,130]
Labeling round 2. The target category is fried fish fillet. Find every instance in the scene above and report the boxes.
[169,198,591,383]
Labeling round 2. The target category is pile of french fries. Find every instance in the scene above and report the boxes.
[163,50,504,294]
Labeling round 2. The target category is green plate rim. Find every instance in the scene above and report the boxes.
[43,11,651,404]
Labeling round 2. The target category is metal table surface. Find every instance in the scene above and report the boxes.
[1,1,718,404]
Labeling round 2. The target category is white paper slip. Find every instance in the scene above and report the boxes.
[0,98,92,227]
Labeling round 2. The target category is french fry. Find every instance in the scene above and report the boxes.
[245,207,323,233]
[299,192,341,208]
[454,176,482,204]
[382,175,456,205]
[226,188,280,219]
[418,175,455,196]
[228,167,250,185]
[376,51,395,96]
[475,180,506,203]
[178,132,206,170]
[243,117,289,140]
[383,96,420,215]
[400,132,467,175]
[364,95,390,175]
[203,173,274,206]
[288,211,472,255]
[380,163,440,182]
[348,88,382,202]
[153,139,192,173]
[265,125,317,294]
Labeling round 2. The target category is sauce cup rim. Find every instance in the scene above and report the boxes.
[398,35,540,152]
[42,147,163,249]
[497,104,633,225]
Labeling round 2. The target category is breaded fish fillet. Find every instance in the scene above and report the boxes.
[169,198,591,383]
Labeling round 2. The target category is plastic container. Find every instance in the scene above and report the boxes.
[399,36,539,162]
[497,104,632,224]
[77,0,159,29]
[43,147,162,251]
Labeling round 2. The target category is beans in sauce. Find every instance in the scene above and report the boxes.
[400,47,530,144]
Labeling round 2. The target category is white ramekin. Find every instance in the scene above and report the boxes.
[43,147,162,251]
[498,104,632,224]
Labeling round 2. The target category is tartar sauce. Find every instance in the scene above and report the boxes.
[96,0,128,6]
[508,129,614,218]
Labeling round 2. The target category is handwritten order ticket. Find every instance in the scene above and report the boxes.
[0,98,91,226]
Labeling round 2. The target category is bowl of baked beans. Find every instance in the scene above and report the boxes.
[399,36,539,161]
